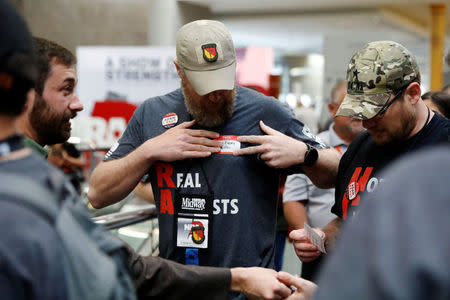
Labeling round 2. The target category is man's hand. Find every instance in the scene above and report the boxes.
[230,267,292,300]
[233,121,307,169]
[277,272,317,300]
[289,228,324,262]
[145,120,222,161]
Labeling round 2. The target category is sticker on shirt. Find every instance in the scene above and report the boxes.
[304,223,327,253]
[215,135,240,154]
[177,218,209,249]
[346,181,359,201]
[162,112,178,128]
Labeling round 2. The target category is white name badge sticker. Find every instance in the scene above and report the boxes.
[215,135,240,154]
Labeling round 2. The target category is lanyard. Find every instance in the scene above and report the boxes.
[174,159,214,265]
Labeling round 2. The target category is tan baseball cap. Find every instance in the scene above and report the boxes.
[336,41,420,120]
[176,20,236,96]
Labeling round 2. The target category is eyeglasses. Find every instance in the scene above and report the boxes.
[377,87,406,117]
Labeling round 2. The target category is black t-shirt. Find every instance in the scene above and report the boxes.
[316,146,450,300]
[333,112,450,220]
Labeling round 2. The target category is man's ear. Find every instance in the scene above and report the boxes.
[24,88,35,113]
[328,103,336,117]
[173,60,182,79]
[405,82,421,105]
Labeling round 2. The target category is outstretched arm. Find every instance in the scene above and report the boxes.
[126,244,293,300]
[88,121,221,208]
[234,121,340,188]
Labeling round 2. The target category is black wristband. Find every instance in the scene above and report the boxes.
[303,143,318,167]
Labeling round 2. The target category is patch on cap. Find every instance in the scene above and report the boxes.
[202,44,218,62]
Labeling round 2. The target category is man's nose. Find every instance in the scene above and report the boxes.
[69,94,84,112]
[207,90,224,103]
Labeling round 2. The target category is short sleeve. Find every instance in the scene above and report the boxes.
[104,104,145,161]
[283,173,310,202]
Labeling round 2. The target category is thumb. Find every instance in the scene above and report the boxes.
[259,120,282,136]
[289,229,306,241]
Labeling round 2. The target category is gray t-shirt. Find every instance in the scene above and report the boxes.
[106,86,324,271]
[0,143,67,300]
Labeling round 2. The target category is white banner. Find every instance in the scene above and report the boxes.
[76,46,180,116]
[73,46,180,148]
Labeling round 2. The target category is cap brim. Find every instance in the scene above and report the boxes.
[336,92,391,120]
[184,61,236,96]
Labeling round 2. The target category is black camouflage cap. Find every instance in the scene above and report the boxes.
[336,41,420,120]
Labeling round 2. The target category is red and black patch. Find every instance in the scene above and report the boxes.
[189,221,205,244]
[202,43,218,62]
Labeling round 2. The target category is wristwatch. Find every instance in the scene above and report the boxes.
[303,143,318,167]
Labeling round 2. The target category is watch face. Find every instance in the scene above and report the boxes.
[304,146,319,166]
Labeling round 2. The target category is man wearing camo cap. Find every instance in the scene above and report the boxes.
[284,40,450,267]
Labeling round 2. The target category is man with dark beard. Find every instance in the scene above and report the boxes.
[18,37,82,156]
[88,20,340,299]
[0,6,301,298]
[245,41,450,268]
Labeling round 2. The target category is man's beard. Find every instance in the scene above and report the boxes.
[372,109,416,146]
[181,81,236,128]
[29,93,75,145]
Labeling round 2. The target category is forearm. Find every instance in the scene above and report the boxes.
[283,201,308,229]
[303,148,340,189]
[133,182,155,204]
[125,245,230,299]
[88,146,154,208]
[230,267,251,293]
[322,217,342,252]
